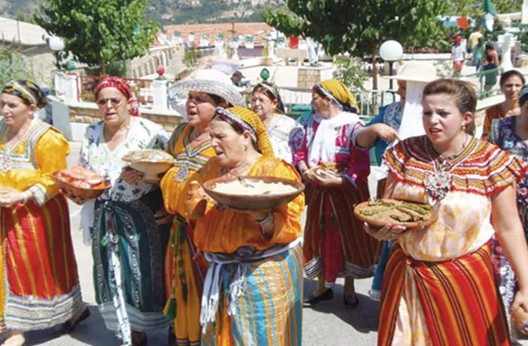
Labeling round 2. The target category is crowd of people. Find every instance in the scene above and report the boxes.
[1,58,528,346]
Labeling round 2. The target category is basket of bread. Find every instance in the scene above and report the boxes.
[122,149,175,183]
[202,176,305,211]
[53,166,110,200]
[354,199,433,229]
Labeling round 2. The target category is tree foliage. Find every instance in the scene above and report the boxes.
[35,0,158,75]
[264,0,447,56]
[263,0,447,89]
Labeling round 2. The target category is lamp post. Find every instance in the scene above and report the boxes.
[379,40,403,90]
[48,36,65,70]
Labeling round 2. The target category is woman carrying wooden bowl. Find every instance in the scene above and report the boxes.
[160,69,245,345]
[0,80,87,346]
[70,76,170,346]
[171,107,304,345]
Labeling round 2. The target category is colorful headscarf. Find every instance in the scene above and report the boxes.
[94,76,141,116]
[314,79,358,113]
[251,82,286,114]
[2,80,48,109]
[214,107,274,157]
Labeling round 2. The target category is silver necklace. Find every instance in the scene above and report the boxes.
[424,136,472,202]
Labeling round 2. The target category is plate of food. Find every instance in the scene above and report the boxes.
[122,149,175,183]
[54,166,110,200]
[202,176,305,211]
[354,199,433,229]
[308,162,344,177]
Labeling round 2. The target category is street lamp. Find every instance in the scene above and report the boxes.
[48,36,65,70]
[379,40,403,89]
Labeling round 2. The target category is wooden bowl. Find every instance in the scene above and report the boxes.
[53,171,111,200]
[122,149,175,183]
[202,176,305,211]
[354,198,433,229]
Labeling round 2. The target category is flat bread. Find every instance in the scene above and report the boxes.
[354,199,433,229]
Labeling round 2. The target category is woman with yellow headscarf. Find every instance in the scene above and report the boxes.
[294,79,379,308]
[169,107,305,345]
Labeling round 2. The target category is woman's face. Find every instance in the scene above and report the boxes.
[501,75,524,102]
[96,87,129,127]
[311,91,330,117]
[0,93,35,129]
[186,91,217,128]
[422,93,471,152]
[250,90,277,119]
[209,119,251,168]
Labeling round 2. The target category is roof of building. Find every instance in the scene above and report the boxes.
[156,22,272,47]
[0,17,49,46]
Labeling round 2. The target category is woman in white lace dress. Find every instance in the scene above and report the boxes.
[250,82,298,163]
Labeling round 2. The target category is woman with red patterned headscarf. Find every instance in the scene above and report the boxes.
[67,76,171,346]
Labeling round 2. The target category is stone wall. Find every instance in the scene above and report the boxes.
[127,46,186,79]
[297,66,335,88]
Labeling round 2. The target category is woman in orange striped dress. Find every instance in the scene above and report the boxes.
[368,79,528,345]
[0,80,87,346]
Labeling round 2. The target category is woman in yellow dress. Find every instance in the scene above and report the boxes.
[160,69,244,345]
[0,80,87,346]
[173,107,304,345]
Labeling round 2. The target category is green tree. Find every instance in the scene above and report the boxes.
[263,0,446,90]
[35,0,158,75]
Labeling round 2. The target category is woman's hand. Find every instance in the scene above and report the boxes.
[0,188,30,208]
[363,222,407,241]
[121,166,144,185]
[371,123,401,142]
[311,170,343,187]
[154,207,173,225]
[511,289,528,335]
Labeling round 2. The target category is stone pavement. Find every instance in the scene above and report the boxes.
[15,141,379,346]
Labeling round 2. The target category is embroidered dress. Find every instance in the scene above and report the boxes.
[293,112,378,286]
[266,114,299,163]
[379,136,527,346]
[80,118,169,344]
[174,155,305,346]
[489,116,528,340]
[160,124,216,346]
[0,118,84,332]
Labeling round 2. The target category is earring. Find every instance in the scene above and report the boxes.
[244,144,248,151]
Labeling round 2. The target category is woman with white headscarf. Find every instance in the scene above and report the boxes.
[295,79,378,308]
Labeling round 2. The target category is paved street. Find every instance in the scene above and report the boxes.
[12,141,379,346]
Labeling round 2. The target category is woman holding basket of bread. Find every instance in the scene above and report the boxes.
[170,107,304,345]
[368,79,528,345]
[0,80,87,346]
[160,68,245,345]
[295,79,379,308]
[72,76,170,346]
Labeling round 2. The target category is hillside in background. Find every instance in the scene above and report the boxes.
[0,0,282,24]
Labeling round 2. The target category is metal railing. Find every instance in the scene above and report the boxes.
[458,66,504,99]
[276,85,399,119]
